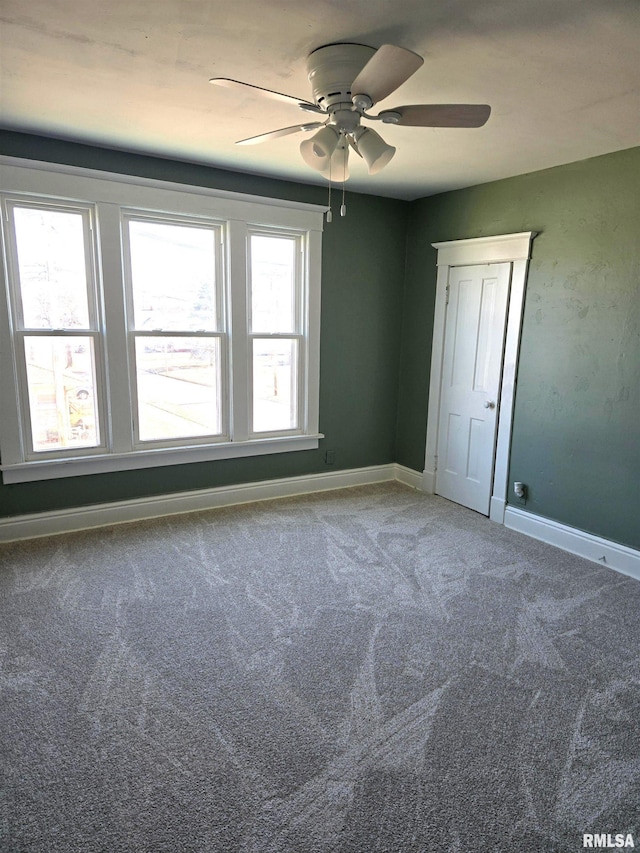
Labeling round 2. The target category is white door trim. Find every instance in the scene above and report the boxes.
[422,232,537,523]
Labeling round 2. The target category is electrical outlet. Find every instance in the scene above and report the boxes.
[325,450,335,465]
[514,482,527,499]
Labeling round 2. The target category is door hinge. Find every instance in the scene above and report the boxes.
[445,284,450,305]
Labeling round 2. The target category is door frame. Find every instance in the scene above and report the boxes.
[422,232,537,523]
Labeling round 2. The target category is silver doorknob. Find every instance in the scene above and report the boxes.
[484,400,496,409]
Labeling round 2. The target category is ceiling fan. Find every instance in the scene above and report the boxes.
[210,42,491,182]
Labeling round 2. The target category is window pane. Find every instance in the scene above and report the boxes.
[250,235,296,333]
[135,337,222,441]
[14,207,90,329]
[24,336,99,452]
[128,220,217,331]
[252,338,298,433]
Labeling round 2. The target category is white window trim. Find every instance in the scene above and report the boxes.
[0,157,325,483]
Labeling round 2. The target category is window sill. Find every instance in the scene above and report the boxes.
[1,434,324,483]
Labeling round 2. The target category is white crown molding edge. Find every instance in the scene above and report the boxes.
[0,155,327,215]
[431,232,536,266]
[504,506,640,582]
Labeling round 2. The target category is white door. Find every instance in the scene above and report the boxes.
[435,263,511,514]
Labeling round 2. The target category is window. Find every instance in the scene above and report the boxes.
[122,214,225,444]
[249,232,302,434]
[7,202,103,455]
[0,161,324,483]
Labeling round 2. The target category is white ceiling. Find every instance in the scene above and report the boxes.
[1,0,639,200]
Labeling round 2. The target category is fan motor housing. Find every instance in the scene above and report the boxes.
[306,43,376,111]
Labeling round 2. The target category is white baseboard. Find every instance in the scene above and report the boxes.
[0,463,423,542]
[4,472,638,583]
[489,496,506,524]
[395,464,423,490]
[421,468,435,494]
[504,506,640,582]
[423,477,506,524]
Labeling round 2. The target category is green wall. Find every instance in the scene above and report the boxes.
[3,134,639,553]
[397,146,640,550]
[0,132,408,517]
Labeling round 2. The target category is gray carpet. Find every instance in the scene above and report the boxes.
[1,482,639,852]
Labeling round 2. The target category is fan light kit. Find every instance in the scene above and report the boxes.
[210,43,491,221]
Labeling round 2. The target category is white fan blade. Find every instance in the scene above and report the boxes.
[236,122,324,146]
[210,78,321,112]
[382,104,491,127]
[351,45,423,106]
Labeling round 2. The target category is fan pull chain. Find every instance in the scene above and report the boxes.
[326,153,333,223]
[340,133,347,217]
